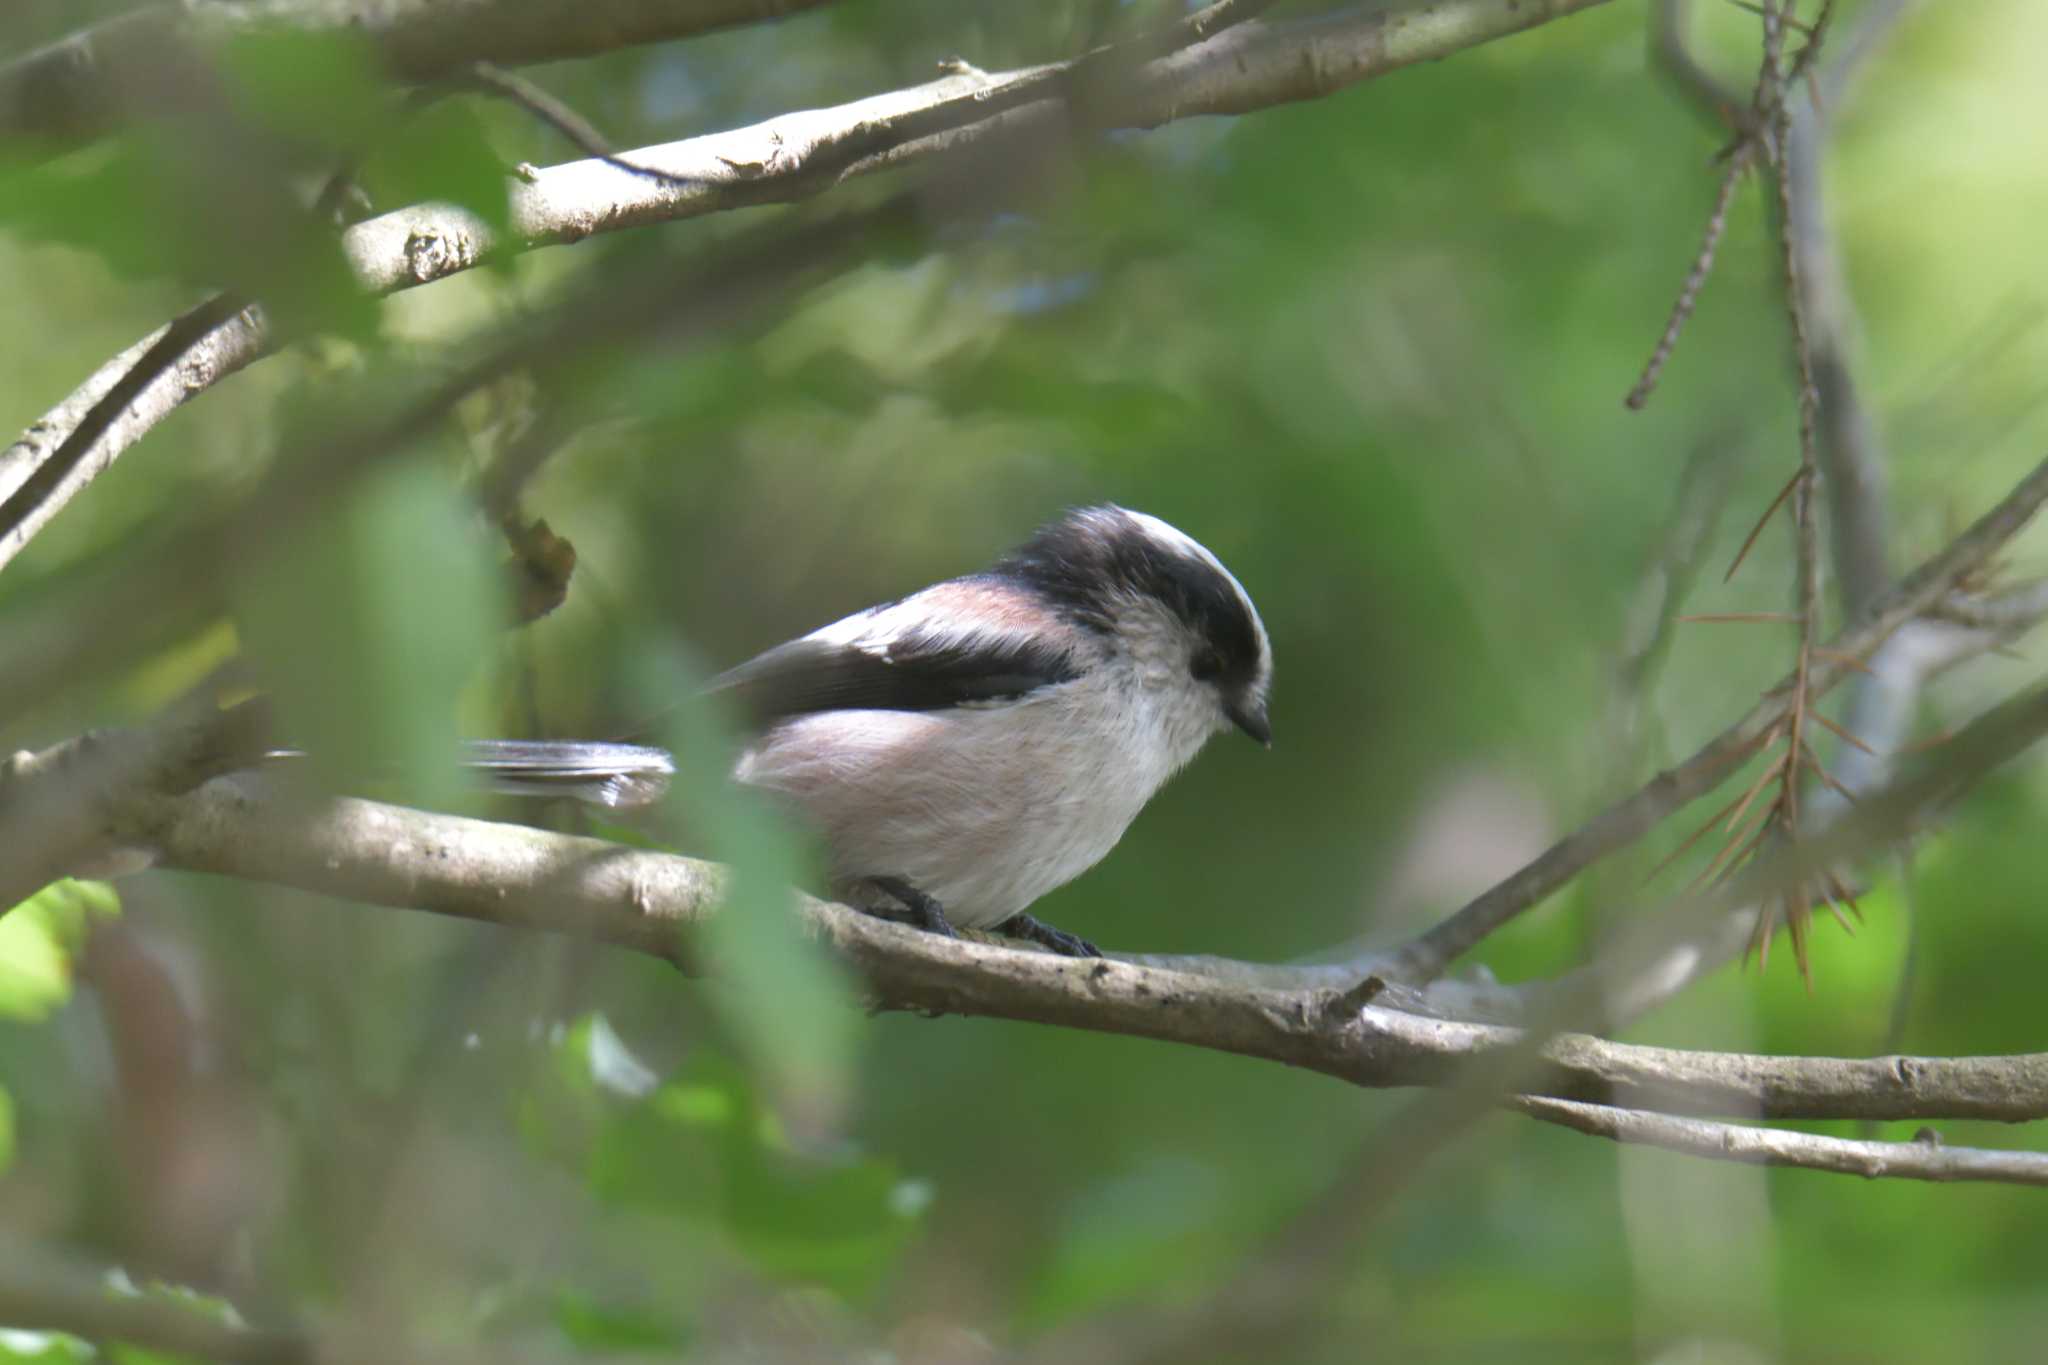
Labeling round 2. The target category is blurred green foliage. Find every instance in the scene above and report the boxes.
[0,1333,92,1364]
[3,1,2048,1361]
[0,882,118,1023]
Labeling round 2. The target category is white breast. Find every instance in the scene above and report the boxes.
[732,662,1222,929]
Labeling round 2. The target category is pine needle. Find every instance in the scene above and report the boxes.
[1810,708,1879,756]
[1645,789,1749,884]
[1725,741,1790,835]
[1724,467,1805,583]
[1811,646,1875,675]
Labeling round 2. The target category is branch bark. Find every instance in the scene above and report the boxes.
[1516,1096,2048,1187]
[0,697,271,914]
[0,296,260,568]
[338,0,1617,293]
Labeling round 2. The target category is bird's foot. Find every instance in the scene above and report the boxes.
[866,876,959,940]
[997,912,1101,958]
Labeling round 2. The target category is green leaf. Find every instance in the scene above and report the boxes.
[552,1288,692,1353]
[358,100,512,238]
[0,1084,14,1175]
[237,457,501,811]
[212,27,387,153]
[0,1332,93,1363]
[0,133,376,338]
[534,1032,929,1298]
[0,880,121,1022]
[632,646,859,1113]
[0,140,187,283]
[585,1053,926,1297]
[107,1344,209,1365]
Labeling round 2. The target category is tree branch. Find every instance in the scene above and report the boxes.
[0,0,839,162]
[1388,450,2048,982]
[13,762,2024,1126]
[0,0,1614,573]
[336,0,1617,293]
[1516,1096,2048,1187]
[0,696,271,914]
[0,295,258,568]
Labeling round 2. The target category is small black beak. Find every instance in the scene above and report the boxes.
[1226,697,1272,748]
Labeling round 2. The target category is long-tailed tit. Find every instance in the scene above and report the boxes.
[472,506,1273,957]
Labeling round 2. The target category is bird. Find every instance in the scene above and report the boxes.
[467,505,1272,957]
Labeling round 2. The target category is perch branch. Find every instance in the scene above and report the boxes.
[0,695,2039,1129]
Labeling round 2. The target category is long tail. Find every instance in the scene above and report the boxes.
[458,739,675,809]
[261,739,677,809]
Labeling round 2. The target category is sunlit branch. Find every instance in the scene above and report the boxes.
[0,0,1613,572]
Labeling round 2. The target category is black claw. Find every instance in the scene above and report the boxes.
[998,912,1101,958]
[866,876,959,940]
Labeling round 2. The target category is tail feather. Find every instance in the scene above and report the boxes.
[261,739,676,809]
[461,739,675,809]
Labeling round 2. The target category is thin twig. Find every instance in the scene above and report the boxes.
[1723,743,1791,837]
[1725,464,1805,581]
[1516,1096,2048,1187]
[1809,707,1877,755]
[463,62,705,190]
[1800,740,1861,804]
[1811,645,1874,673]
[1624,142,1754,410]
[1643,785,1750,885]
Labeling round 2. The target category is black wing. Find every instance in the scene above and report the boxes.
[707,629,1080,729]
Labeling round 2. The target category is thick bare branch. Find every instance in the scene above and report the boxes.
[1516,1096,2048,1187]
[24,764,2031,1126]
[337,0,1617,293]
[1,0,1614,572]
[0,697,271,913]
[0,0,837,161]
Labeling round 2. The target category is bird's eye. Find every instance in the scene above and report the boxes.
[1190,649,1224,682]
